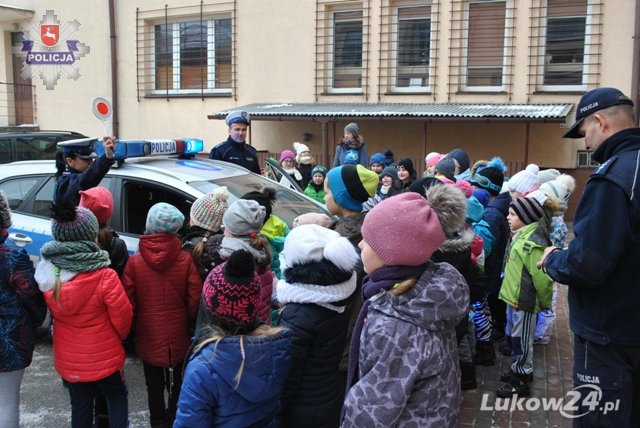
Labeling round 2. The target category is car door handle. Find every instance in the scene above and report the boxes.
[9,232,33,247]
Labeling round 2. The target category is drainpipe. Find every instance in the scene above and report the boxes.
[524,122,530,166]
[108,0,119,137]
[631,0,640,119]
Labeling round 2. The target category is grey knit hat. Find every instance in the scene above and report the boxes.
[52,206,99,242]
[223,199,266,236]
[0,191,12,230]
[344,122,360,136]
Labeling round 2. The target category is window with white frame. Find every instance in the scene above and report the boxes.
[464,0,507,90]
[153,17,231,94]
[394,5,431,90]
[332,10,363,90]
[530,0,603,92]
[542,1,586,87]
[576,150,598,168]
[136,4,234,99]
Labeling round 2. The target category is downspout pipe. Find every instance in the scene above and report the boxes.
[108,0,119,137]
[631,0,640,119]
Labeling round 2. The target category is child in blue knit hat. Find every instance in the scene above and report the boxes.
[369,152,385,175]
[343,149,360,165]
[304,165,327,204]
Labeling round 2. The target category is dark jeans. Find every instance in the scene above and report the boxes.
[64,370,128,428]
[572,335,640,427]
[143,361,184,427]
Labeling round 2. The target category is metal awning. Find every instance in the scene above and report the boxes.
[208,102,573,122]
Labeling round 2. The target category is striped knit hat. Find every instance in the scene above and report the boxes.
[326,164,378,212]
[510,196,544,225]
[52,206,99,242]
[203,250,261,333]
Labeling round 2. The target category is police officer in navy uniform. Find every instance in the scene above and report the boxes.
[539,87,640,426]
[54,136,115,206]
[208,111,261,174]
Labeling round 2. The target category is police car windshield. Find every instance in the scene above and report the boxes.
[188,175,330,226]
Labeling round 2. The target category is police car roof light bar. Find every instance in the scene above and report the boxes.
[94,138,204,160]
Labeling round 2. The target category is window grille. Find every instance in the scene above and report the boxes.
[378,1,439,99]
[315,1,370,99]
[136,2,236,100]
[449,0,516,96]
[528,0,603,93]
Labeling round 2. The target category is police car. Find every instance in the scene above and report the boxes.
[0,138,331,260]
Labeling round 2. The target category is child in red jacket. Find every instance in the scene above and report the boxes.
[122,203,201,428]
[35,205,132,428]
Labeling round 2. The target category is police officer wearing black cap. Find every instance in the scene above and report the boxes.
[54,136,116,206]
[208,111,261,174]
[538,87,640,425]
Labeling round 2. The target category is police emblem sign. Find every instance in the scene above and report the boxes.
[13,10,90,90]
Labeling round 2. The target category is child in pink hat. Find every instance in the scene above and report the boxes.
[342,185,470,427]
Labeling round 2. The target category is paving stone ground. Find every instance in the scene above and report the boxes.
[459,283,575,428]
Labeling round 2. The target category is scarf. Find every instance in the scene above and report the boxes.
[345,263,428,394]
[36,240,111,291]
[283,167,303,181]
[276,274,356,313]
[219,236,267,264]
[298,155,312,165]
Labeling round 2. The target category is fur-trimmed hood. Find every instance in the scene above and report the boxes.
[438,226,475,254]
[276,259,357,313]
[426,183,468,238]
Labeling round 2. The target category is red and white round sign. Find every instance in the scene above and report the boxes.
[92,97,112,121]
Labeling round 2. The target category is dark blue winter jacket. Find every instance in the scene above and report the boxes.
[209,136,261,174]
[545,128,640,346]
[54,155,115,206]
[482,191,511,294]
[0,235,46,372]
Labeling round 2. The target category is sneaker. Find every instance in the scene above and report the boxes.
[534,337,550,345]
[501,370,532,382]
[496,375,531,398]
[500,370,515,382]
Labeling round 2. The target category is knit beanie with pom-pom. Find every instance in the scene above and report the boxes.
[277,224,359,312]
[190,187,229,233]
[470,157,507,196]
[203,249,261,334]
[52,205,99,242]
[540,174,576,213]
[508,164,540,195]
[361,184,467,266]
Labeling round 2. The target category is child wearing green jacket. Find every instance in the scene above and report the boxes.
[303,166,327,204]
[497,196,555,398]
